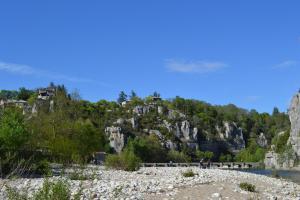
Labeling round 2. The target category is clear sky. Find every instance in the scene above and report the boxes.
[0,0,300,113]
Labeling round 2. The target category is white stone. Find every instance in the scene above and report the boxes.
[211,193,221,198]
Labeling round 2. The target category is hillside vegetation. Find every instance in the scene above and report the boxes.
[0,84,290,175]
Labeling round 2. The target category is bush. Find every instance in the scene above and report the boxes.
[6,179,71,200]
[33,179,70,200]
[239,182,256,192]
[273,131,290,154]
[235,139,266,162]
[0,153,30,178]
[105,154,122,169]
[128,136,168,163]
[33,160,52,176]
[195,150,214,161]
[6,186,28,200]
[69,170,91,181]
[105,149,141,171]
[219,153,233,162]
[182,169,197,177]
[167,150,191,163]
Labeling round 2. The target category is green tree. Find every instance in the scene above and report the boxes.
[117,91,127,103]
[236,139,266,162]
[0,90,18,100]
[153,91,160,98]
[128,135,167,163]
[129,90,137,100]
[272,107,280,116]
[167,150,191,163]
[0,108,29,150]
[17,87,34,101]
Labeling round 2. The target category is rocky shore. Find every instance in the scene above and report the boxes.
[1,167,300,200]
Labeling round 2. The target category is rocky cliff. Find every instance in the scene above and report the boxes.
[288,91,300,157]
[217,122,245,152]
[264,91,300,169]
[104,104,247,154]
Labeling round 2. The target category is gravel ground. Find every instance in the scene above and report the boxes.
[1,166,300,200]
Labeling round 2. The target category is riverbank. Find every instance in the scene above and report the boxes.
[1,167,300,199]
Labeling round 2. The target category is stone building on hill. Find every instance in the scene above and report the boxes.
[37,87,56,100]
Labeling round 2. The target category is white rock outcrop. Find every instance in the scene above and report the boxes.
[264,150,280,169]
[105,126,125,153]
[257,133,268,148]
[218,122,245,151]
[288,91,300,157]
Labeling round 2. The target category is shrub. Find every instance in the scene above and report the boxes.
[5,186,28,200]
[182,169,197,177]
[274,131,290,154]
[167,150,191,163]
[235,139,266,162]
[128,136,168,163]
[33,179,70,200]
[195,150,214,161]
[33,160,52,176]
[105,154,123,170]
[5,179,71,200]
[239,182,256,192]
[69,169,93,180]
[219,153,233,162]
[105,149,141,171]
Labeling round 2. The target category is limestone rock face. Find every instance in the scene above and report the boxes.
[257,133,268,148]
[175,123,181,138]
[167,110,185,119]
[264,146,296,169]
[219,122,245,151]
[163,120,173,132]
[288,91,300,157]
[133,105,150,115]
[130,117,137,129]
[165,140,177,150]
[105,126,125,153]
[181,120,191,140]
[161,120,198,142]
[157,106,163,114]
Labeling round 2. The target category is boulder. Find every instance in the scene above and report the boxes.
[264,151,280,169]
[264,150,296,169]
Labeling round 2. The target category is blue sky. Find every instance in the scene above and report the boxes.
[0,0,300,113]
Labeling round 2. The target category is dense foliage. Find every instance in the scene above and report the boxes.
[235,139,266,162]
[0,84,292,174]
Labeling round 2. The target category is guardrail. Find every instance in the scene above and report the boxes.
[141,162,261,169]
